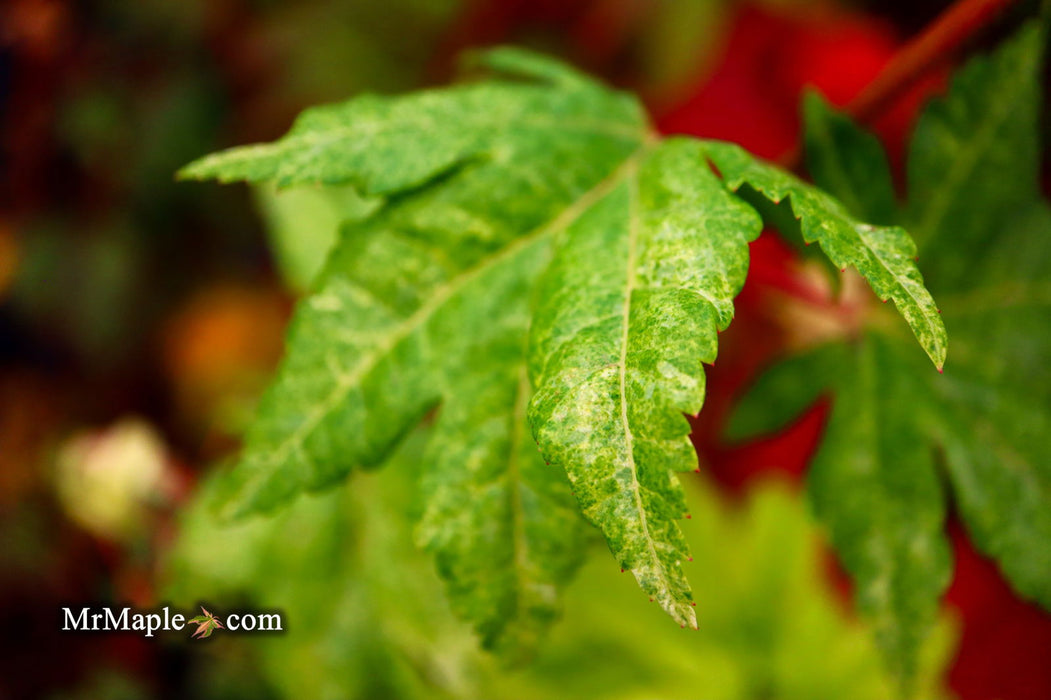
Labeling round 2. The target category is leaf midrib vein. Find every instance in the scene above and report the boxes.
[616,162,677,605]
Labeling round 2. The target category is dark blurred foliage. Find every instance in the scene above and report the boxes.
[0,1,1048,698]
[1,3,463,697]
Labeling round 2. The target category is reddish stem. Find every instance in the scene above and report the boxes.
[780,0,1022,171]
[850,0,1019,122]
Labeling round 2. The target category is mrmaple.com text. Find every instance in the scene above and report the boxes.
[61,606,283,637]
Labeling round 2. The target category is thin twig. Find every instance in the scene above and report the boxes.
[779,0,1023,171]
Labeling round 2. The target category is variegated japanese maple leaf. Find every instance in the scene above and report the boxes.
[180,47,944,665]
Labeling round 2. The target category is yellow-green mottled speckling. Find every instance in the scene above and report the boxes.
[701,139,948,371]
[181,43,954,655]
[527,140,762,627]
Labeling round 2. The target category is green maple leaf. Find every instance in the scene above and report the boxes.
[179,47,942,653]
[699,140,946,370]
[728,21,1048,692]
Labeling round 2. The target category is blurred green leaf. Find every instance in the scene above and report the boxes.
[725,342,846,442]
[167,457,955,700]
[731,19,1050,692]
[802,92,898,226]
[906,23,1043,274]
[806,334,952,688]
[253,184,379,292]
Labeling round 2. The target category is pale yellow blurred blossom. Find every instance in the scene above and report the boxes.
[54,418,175,541]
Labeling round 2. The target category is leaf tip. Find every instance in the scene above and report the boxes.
[174,163,199,182]
[930,342,947,373]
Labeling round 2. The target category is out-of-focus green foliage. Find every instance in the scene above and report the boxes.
[637,0,730,100]
[165,430,955,700]
[252,0,465,102]
[730,20,1049,692]
[6,0,470,376]
[905,23,1044,269]
[253,184,378,292]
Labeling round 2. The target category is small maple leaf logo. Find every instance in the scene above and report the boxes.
[187,606,224,639]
